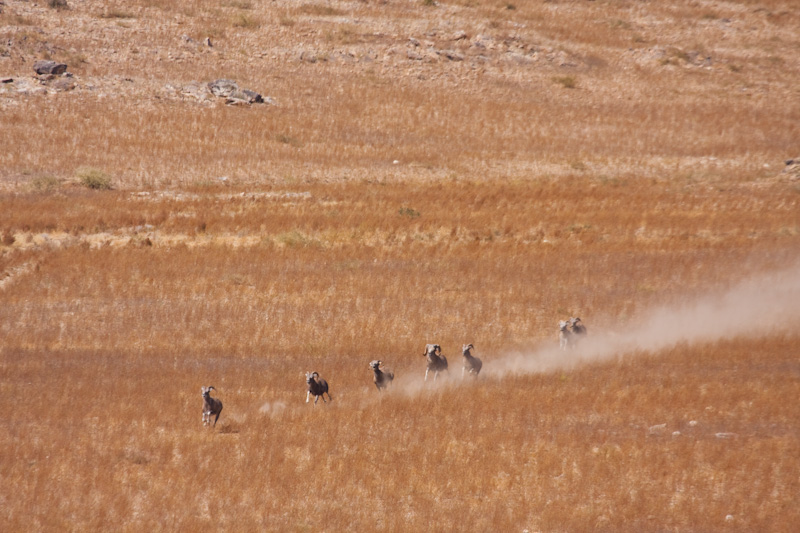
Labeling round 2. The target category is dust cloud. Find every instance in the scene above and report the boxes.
[486,263,800,379]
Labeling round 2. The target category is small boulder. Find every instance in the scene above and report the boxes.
[50,78,76,92]
[781,158,800,180]
[209,79,265,105]
[239,88,263,103]
[33,60,67,75]
[226,89,264,105]
[208,78,238,98]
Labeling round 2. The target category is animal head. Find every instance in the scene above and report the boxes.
[559,320,569,331]
[462,344,474,354]
[201,386,215,397]
[306,372,319,384]
[423,344,442,356]
[370,360,382,370]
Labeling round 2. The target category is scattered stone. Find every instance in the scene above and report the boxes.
[452,30,468,41]
[50,78,76,91]
[1,77,12,83]
[33,60,67,76]
[781,158,800,180]
[205,37,213,48]
[208,78,238,98]
[715,432,737,439]
[226,88,263,105]
[239,89,263,103]
[438,49,463,61]
[686,50,712,67]
[207,79,267,105]
[648,423,667,435]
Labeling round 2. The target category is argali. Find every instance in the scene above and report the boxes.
[305,372,332,405]
[201,386,223,427]
[558,320,573,351]
[570,317,587,339]
[461,343,483,377]
[423,343,448,381]
[370,360,394,391]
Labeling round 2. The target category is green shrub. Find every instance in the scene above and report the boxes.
[552,76,577,89]
[77,168,113,190]
[399,207,421,218]
[232,13,260,29]
[31,175,61,192]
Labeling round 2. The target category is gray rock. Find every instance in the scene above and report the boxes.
[33,60,68,75]
[209,79,265,105]
[208,78,238,97]
[437,49,464,61]
[240,89,263,103]
[226,88,263,105]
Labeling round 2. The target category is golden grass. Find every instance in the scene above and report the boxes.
[1,0,800,530]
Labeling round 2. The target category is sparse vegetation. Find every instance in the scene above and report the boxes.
[48,0,69,10]
[76,168,113,190]
[552,75,577,88]
[99,9,135,19]
[224,0,253,9]
[398,206,421,218]
[231,13,260,29]
[299,4,344,17]
[30,175,61,192]
[275,134,301,147]
[1,0,799,530]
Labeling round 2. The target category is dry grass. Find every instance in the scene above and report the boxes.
[1,0,800,531]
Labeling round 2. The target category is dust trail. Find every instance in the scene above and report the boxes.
[354,264,800,402]
[486,263,800,379]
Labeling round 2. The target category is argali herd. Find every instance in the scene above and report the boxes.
[201,318,587,426]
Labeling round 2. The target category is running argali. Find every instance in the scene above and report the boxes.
[370,360,394,392]
[558,320,573,351]
[201,386,223,427]
[423,343,448,381]
[461,343,483,377]
[305,371,332,405]
[570,317,587,339]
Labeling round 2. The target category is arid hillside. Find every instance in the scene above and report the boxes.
[1,0,799,531]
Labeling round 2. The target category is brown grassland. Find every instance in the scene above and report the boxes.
[1,0,800,531]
